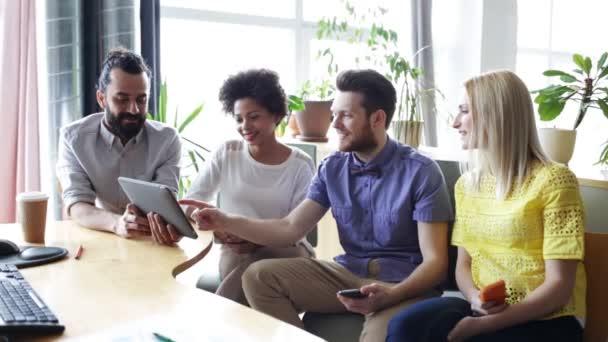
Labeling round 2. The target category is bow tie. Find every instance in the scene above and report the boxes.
[349,165,382,177]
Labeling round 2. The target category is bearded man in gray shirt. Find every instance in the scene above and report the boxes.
[56,48,181,244]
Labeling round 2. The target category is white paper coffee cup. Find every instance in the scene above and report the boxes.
[16,192,49,243]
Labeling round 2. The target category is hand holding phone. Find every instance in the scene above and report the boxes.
[337,288,368,299]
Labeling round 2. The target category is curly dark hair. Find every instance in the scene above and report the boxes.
[218,69,288,120]
[97,47,151,93]
[336,69,396,129]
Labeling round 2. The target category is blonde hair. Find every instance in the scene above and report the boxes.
[462,70,549,199]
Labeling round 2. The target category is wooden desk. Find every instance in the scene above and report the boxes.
[0,221,323,341]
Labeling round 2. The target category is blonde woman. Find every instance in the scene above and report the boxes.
[386,70,586,342]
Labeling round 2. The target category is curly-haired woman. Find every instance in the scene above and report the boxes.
[183,69,316,304]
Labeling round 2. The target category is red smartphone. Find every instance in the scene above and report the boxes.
[338,289,368,299]
[479,280,507,304]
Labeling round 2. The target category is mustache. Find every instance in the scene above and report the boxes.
[117,112,144,123]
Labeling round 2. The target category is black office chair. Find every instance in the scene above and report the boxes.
[196,143,318,292]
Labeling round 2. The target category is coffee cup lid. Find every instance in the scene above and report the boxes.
[16,192,49,202]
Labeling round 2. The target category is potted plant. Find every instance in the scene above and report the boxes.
[275,94,305,137]
[148,81,209,197]
[315,2,441,148]
[386,51,437,148]
[292,79,335,142]
[533,52,608,165]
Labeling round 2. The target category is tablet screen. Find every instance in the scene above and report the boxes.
[117,177,198,239]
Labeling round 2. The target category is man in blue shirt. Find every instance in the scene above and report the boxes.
[182,69,453,341]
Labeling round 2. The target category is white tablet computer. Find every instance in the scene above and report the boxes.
[117,177,198,239]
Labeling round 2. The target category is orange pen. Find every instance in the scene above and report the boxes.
[75,245,84,260]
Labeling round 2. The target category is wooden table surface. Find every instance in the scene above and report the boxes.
[0,221,323,341]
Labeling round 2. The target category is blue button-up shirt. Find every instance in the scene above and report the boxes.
[307,137,453,282]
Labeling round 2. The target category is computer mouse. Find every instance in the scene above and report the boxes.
[0,239,20,256]
[20,247,61,260]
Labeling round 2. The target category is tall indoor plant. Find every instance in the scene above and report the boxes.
[148,81,209,197]
[385,50,437,148]
[533,52,608,164]
[315,1,440,148]
[596,140,608,180]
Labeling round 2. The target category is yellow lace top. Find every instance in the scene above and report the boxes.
[452,162,586,319]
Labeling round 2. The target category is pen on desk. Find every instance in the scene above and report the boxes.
[74,245,84,260]
[153,332,176,342]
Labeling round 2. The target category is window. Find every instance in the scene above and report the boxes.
[44,0,83,219]
[516,0,608,178]
[169,0,294,18]
[101,0,138,55]
[430,0,487,151]
[159,0,412,149]
[41,0,139,219]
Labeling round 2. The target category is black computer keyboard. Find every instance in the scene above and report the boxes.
[0,264,65,334]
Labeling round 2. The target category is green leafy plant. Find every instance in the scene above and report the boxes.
[295,54,336,102]
[298,79,335,101]
[148,81,209,198]
[386,51,426,122]
[292,16,346,102]
[596,140,608,166]
[275,95,305,137]
[533,52,608,129]
[314,1,443,142]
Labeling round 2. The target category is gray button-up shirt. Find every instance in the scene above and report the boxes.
[56,112,181,214]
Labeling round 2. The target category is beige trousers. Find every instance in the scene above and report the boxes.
[242,257,439,342]
[216,242,314,305]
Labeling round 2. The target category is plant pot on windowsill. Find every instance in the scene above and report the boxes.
[391,120,424,148]
[538,128,577,165]
[294,100,333,142]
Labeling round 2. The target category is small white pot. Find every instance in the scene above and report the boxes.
[538,128,577,165]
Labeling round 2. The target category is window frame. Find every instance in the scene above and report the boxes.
[160,0,320,89]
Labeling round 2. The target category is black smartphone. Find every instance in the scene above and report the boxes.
[337,288,368,299]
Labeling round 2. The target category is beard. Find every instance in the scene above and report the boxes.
[338,122,378,153]
[104,107,145,142]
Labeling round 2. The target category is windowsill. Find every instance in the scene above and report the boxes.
[279,128,341,158]
[418,145,608,187]
[279,137,608,186]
